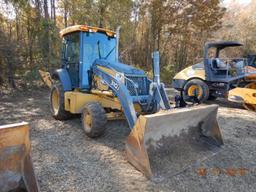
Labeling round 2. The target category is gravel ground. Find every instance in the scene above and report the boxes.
[0,88,255,192]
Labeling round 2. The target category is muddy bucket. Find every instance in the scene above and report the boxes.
[126,104,223,179]
[0,122,39,192]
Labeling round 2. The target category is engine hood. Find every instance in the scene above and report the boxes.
[94,59,145,76]
[173,61,205,81]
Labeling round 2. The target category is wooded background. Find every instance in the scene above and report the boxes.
[0,0,255,88]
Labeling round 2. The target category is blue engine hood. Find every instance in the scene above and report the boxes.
[94,59,145,75]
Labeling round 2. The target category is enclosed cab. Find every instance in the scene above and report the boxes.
[55,25,117,91]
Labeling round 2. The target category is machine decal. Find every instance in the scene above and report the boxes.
[111,80,120,91]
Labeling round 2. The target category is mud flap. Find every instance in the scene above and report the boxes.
[126,104,223,179]
[0,122,39,192]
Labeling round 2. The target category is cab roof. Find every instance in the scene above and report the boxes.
[59,25,116,38]
[205,41,243,49]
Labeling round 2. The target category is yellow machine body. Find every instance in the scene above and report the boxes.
[173,65,206,82]
[228,82,256,111]
[64,91,121,113]
[0,122,39,192]
[173,65,256,88]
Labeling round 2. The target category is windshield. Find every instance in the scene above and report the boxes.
[82,32,116,66]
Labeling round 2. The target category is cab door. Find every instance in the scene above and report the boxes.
[63,33,80,88]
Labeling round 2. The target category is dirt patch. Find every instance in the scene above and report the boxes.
[0,88,255,192]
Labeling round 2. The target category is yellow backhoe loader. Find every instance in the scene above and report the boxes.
[40,25,224,178]
[0,122,39,192]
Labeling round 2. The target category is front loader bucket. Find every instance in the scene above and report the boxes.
[126,104,223,179]
[0,122,39,192]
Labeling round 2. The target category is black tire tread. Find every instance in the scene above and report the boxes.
[182,79,209,103]
[50,81,71,120]
[82,102,107,138]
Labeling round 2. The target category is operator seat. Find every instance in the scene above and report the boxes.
[212,58,227,69]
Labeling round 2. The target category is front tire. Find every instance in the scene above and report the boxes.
[81,102,107,138]
[50,82,71,120]
[182,79,209,104]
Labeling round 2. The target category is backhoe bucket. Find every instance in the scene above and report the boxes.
[126,104,223,179]
[39,69,52,88]
[0,122,39,192]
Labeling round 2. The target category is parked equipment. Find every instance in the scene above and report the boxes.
[0,122,39,192]
[228,82,256,111]
[40,25,223,178]
[227,55,256,111]
[172,41,256,110]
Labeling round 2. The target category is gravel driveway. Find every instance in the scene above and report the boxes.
[0,88,255,192]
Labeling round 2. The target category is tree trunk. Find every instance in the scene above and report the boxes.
[15,7,20,42]
[43,0,50,70]
[51,0,56,24]
[64,0,68,27]
[34,0,41,19]
[0,59,3,85]
[7,60,16,89]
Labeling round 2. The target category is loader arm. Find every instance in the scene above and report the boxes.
[92,58,171,129]
[92,61,138,129]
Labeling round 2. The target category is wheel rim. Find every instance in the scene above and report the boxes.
[51,88,59,114]
[83,112,92,131]
[187,85,203,98]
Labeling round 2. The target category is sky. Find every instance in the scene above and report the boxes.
[224,0,252,6]
[0,0,253,20]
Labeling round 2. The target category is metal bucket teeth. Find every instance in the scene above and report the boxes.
[126,104,223,179]
[0,122,39,192]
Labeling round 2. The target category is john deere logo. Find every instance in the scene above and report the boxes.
[111,80,119,91]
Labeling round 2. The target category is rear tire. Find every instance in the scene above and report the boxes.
[81,102,107,138]
[182,79,209,104]
[50,81,71,120]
